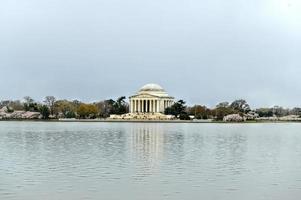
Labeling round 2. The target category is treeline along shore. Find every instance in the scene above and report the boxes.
[1,96,301,122]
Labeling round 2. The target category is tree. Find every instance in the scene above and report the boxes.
[24,96,34,104]
[100,96,129,116]
[65,110,76,118]
[39,105,50,119]
[54,100,77,118]
[114,96,128,114]
[179,113,191,120]
[72,100,81,109]
[77,104,98,119]
[272,106,289,117]
[290,107,301,116]
[23,97,38,112]
[6,106,14,113]
[165,100,189,119]
[0,100,23,111]
[212,107,237,121]
[104,99,115,116]
[86,104,98,118]
[44,96,56,115]
[77,104,89,118]
[255,108,273,117]
[0,100,10,108]
[95,100,112,118]
[230,99,251,113]
[216,102,229,108]
[189,105,211,119]
[9,100,24,111]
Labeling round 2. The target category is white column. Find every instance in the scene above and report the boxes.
[130,100,133,113]
[152,100,154,112]
[150,100,153,113]
[152,100,154,113]
[142,99,144,113]
[138,100,141,112]
[136,100,138,112]
[140,99,142,112]
[132,100,135,113]
[159,100,161,112]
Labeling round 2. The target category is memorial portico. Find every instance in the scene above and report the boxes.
[129,84,174,113]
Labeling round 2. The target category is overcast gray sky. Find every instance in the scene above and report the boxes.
[0,0,300,108]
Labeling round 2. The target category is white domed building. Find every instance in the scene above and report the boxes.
[129,83,174,113]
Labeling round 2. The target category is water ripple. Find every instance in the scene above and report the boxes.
[1,122,301,200]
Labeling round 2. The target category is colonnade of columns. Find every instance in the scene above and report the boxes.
[130,99,173,113]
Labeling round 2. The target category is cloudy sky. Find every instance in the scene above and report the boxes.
[0,0,300,108]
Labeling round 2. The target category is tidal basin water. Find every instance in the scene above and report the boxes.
[1,122,301,200]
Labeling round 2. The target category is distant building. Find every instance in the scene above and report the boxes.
[129,83,174,113]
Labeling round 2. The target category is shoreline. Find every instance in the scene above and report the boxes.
[0,119,301,123]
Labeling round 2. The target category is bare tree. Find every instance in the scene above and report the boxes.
[44,96,56,115]
[24,96,34,104]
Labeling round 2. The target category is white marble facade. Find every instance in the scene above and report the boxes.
[129,83,174,113]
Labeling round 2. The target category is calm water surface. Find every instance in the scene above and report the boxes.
[1,122,301,200]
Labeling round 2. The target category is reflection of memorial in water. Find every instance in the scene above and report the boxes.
[127,124,165,180]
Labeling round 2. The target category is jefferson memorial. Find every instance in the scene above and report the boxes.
[110,83,175,120]
[129,83,174,113]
